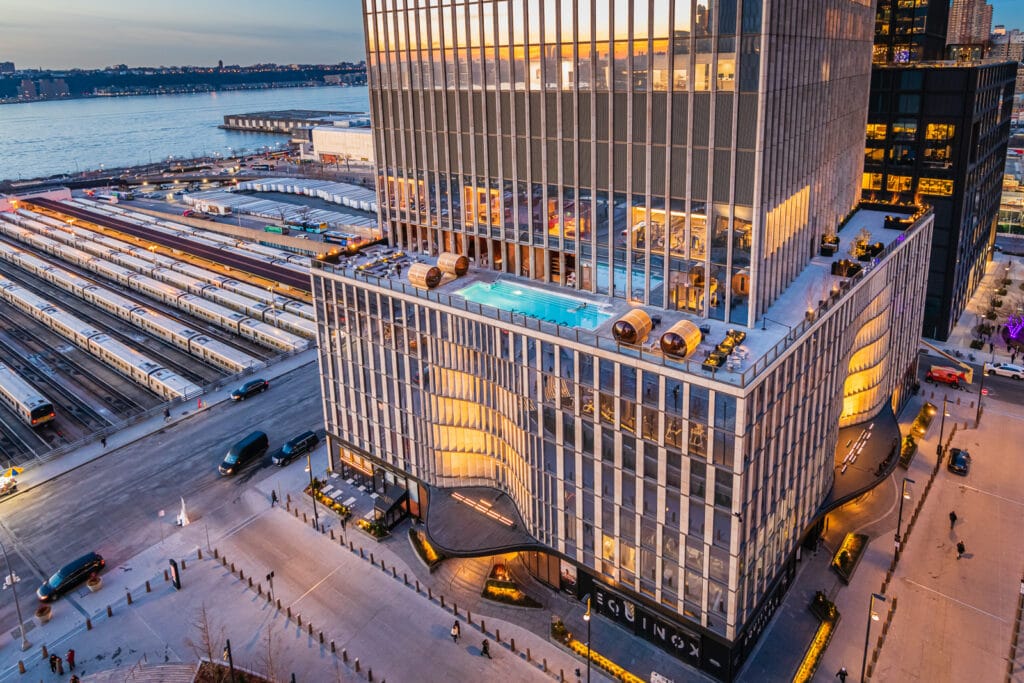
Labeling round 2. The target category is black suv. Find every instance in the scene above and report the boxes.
[230,378,269,401]
[37,552,105,602]
[947,448,971,476]
[272,431,320,466]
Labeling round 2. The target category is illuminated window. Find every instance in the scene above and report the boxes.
[886,175,913,192]
[865,148,885,164]
[892,119,917,141]
[862,173,883,191]
[866,124,888,141]
[918,178,954,196]
[925,123,955,141]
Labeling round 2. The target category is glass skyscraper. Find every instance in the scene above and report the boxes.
[312,1,934,679]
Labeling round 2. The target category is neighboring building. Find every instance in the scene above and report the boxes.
[864,61,1018,339]
[37,78,69,99]
[0,62,14,74]
[873,0,949,64]
[301,126,374,165]
[17,79,36,99]
[990,30,1024,71]
[947,0,993,50]
[221,110,370,134]
[312,1,934,681]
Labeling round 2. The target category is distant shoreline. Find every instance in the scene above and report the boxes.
[0,81,364,107]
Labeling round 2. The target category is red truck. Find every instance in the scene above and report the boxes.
[925,366,966,389]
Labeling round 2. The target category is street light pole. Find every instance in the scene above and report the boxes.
[0,539,30,651]
[861,593,886,683]
[582,594,592,683]
[223,639,236,682]
[975,367,986,427]
[306,451,320,532]
[894,477,915,554]
[936,394,948,461]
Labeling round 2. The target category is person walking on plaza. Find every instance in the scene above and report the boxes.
[271,490,278,507]
[481,638,492,658]
[56,655,64,675]
[957,540,966,559]
[100,436,107,448]
[949,510,957,529]
[66,648,75,671]
[835,666,849,682]
[70,676,80,683]
[451,620,461,643]
[49,654,57,673]
[163,407,171,422]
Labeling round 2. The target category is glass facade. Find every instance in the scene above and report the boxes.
[364,0,874,327]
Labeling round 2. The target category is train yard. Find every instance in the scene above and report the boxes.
[0,197,320,466]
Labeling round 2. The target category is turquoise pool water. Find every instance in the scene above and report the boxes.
[457,281,611,330]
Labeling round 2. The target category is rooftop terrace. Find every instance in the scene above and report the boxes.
[315,204,929,389]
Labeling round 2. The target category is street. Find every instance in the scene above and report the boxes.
[0,362,323,630]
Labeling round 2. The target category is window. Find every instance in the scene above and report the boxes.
[886,175,912,192]
[918,177,953,196]
[866,123,887,141]
[862,173,883,191]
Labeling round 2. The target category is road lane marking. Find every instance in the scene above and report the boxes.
[953,483,1024,507]
[902,578,1010,623]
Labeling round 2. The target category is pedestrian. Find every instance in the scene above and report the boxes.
[70,676,80,683]
[49,654,57,673]
[66,648,75,671]
[341,516,347,531]
[163,407,171,422]
[989,342,994,353]
[481,638,492,658]
[271,490,278,507]
[956,540,966,559]
[451,620,460,643]
[949,510,957,529]
[56,655,64,675]
[836,667,849,682]
[100,436,107,448]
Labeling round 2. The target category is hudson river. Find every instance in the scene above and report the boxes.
[0,86,370,182]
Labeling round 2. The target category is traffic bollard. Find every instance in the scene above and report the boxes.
[127,591,133,605]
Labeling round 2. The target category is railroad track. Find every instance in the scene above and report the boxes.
[0,306,151,417]
[0,261,223,387]
[0,406,44,464]
[0,322,114,435]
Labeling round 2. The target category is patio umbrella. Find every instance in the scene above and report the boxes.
[1,467,24,478]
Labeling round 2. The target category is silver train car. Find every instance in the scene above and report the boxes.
[0,279,201,400]
[0,243,263,374]
[0,216,308,352]
[11,208,317,323]
[0,361,55,427]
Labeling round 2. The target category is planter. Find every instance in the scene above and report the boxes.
[86,575,102,592]
[35,605,52,623]
[831,533,869,584]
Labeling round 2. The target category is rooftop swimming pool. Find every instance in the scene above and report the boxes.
[457,281,611,330]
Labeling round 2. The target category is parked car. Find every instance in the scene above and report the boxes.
[37,552,105,602]
[983,362,1024,379]
[272,431,319,466]
[947,448,971,476]
[925,366,966,389]
[182,209,195,217]
[230,378,269,401]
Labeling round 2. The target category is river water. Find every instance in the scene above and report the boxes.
[0,86,370,182]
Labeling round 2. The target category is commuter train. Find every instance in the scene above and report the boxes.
[15,207,317,322]
[0,243,264,374]
[0,280,201,401]
[67,199,311,268]
[0,217,309,352]
[0,361,55,427]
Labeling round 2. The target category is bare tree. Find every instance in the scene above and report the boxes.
[184,602,227,681]
[252,626,281,683]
